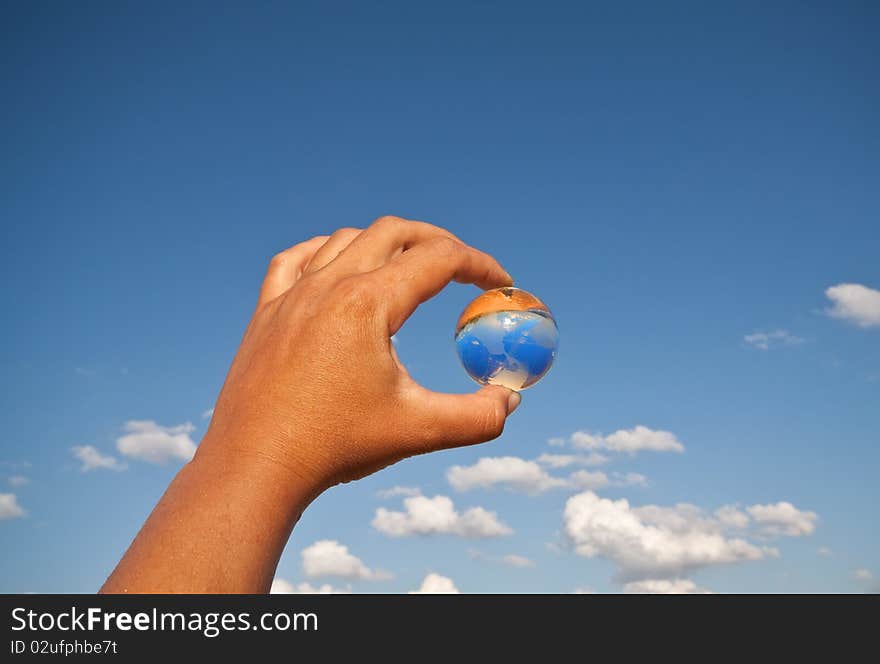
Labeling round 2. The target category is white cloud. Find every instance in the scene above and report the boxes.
[372,495,512,538]
[535,453,610,468]
[612,472,649,488]
[570,426,684,455]
[469,550,536,568]
[603,426,685,454]
[71,445,127,472]
[586,454,613,467]
[376,486,421,499]
[854,568,873,582]
[569,431,604,449]
[536,453,579,468]
[501,554,536,568]
[7,475,28,487]
[0,493,25,520]
[201,408,214,420]
[116,420,197,464]
[714,505,750,530]
[300,540,391,581]
[270,578,297,594]
[270,578,350,594]
[563,491,773,581]
[746,502,817,536]
[817,547,833,558]
[744,329,804,351]
[825,283,880,328]
[409,573,459,594]
[568,470,609,491]
[623,578,712,594]
[572,586,595,594]
[547,437,567,447]
[447,457,568,494]
[448,457,647,494]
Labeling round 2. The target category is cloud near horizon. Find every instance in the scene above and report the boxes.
[446,457,648,495]
[469,549,536,568]
[409,573,459,594]
[270,578,350,594]
[376,486,422,499]
[301,540,392,582]
[71,445,127,472]
[535,453,610,468]
[569,426,685,455]
[116,420,197,464]
[372,495,512,538]
[746,502,818,536]
[622,578,712,594]
[562,491,816,583]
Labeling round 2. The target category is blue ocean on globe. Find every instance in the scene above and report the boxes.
[455,309,559,390]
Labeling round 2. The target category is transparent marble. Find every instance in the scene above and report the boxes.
[454,287,558,391]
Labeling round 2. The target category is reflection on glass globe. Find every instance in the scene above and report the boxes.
[454,287,558,391]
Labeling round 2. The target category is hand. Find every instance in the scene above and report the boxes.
[197,216,520,495]
[101,215,520,593]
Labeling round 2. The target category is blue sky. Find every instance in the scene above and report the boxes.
[1,1,878,593]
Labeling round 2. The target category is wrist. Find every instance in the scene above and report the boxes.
[101,438,325,593]
[189,434,327,523]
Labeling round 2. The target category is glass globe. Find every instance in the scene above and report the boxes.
[454,287,558,391]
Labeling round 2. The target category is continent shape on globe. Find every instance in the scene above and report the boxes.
[454,287,558,391]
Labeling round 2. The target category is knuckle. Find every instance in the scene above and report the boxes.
[412,220,456,241]
[268,251,288,270]
[332,226,359,239]
[333,276,376,308]
[429,236,462,259]
[292,272,323,298]
[481,400,507,439]
[372,215,406,232]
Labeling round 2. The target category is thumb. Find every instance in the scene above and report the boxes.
[403,383,521,453]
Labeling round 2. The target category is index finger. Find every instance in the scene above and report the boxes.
[257,235,330,309]
[379,236,513,334]
[331,216,464,275]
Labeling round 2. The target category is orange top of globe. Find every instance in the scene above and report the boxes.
[455,287,552,334]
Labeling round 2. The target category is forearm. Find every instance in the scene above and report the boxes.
[100,442,322,594]
[100,218,515,593]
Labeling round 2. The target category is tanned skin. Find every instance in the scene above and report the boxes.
[101,216,520,593]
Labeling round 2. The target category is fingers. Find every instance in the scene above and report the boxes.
[331,216,464,274]
[303,227,362,274]
[260,219,511,335]
[401,384,521,453]
[256,235,329,309]
[380,236,513,333]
